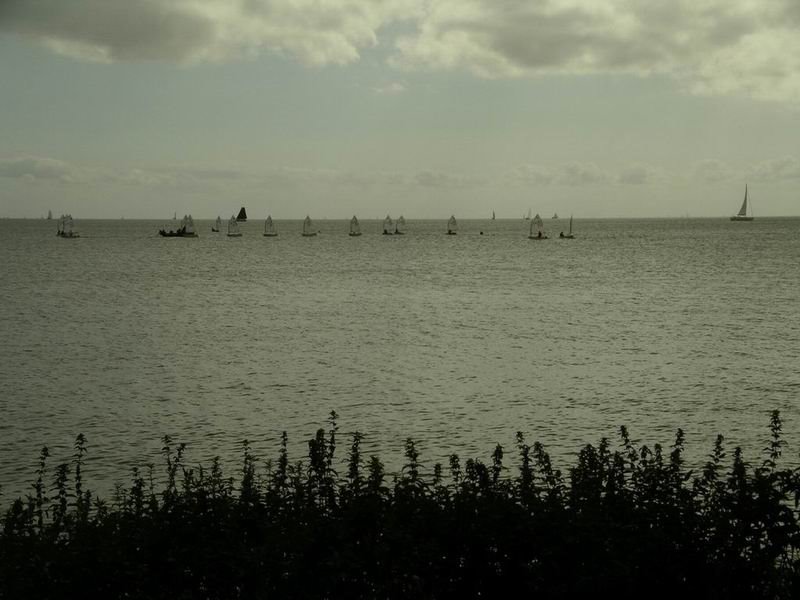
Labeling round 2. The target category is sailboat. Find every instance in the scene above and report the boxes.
[263,215,278,237]
[349,215,362,237]
[552,213,559,219]
[447,215,458,235]
[159,214,197,237]
[47,210,52,220]
[730,185,754,221]
[212,216,222,232]
[227,215,242,237]
[395,215,406,235]
[524,208,532,220]
[57,214,80,238]
[236,207,248,222]
[383,215,393,235]
[560,215,575,239]
[492,211,496,220]
[528,213,548,239]
[302,215,317,237]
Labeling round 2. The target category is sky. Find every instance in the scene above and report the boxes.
[1,0,799,219]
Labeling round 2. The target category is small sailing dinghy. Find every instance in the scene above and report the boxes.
[57,214,80,238]
[302,215,317,237]
[528,214,548,239]
[447,215,458,235]
[212,216,222,232]
[159,214,197,237]
[263,215,277,237]
[349,215,362,237]
[236,206,248,222]
[383,215,393,235]
[730,185,754,221]
[395,215,406,235]
[560,215,575,239]
[227,215,242,237]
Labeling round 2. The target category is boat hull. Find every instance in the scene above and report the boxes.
[159,231,197,237]
[263,233,278,237]
[227,233,242,237]
[730,215,754,221]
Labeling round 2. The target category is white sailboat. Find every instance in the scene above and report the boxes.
[395,215,406,235]
[349,215,362,237]
[302,215,317,237]
[383,215,393,235]
[528,213,548,239]
[227,215,242,237]
[447,215,458,235]
[263,215,277,237]
[730,184,754,221]
[212,215,222,232]
[560,215,575,239]
[524,208,532,220]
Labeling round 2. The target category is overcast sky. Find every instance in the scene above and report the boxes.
[1,0,798,219]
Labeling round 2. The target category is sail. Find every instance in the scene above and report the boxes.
[303,215,314,235]
[264,215,275,235]
[47,210,52,220]
[215,216,222,230]
[228,216,240,235]
[383,215,393,233]
[396,215,406,233]
[236,206,247,221]
[63,214,73,236]
[350,216,361,235]
[447,215,457,233]
[492,211,495,220]
[738,185,749,216]
[533,213,544,232]
[525,208,532,220]
[569,215,573,235]
[185,215,195,235]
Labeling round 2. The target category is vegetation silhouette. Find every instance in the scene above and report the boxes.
[2,411,800,598]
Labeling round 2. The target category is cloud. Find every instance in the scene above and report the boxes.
[617,163,667,185]
[0,0,419,65]
[508,163,610,186]
[373,81,407,95]
[390,0,800,103]
[691,159,735,183]
[4,1,800,102]
[748,156,800,181]
[0,155,88,182]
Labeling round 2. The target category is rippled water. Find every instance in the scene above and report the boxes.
[1,216,799,500]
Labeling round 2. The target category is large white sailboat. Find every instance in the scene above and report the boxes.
[263,215,277,237]
[383,215,393,235]
[395,215,406,235]
[57,214,80,238]
[730,185,754,221]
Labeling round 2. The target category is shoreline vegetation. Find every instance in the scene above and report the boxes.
[3,411,800,598]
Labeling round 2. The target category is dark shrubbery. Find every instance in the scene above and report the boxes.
[2,411,800,598]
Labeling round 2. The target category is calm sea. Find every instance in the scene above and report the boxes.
[1,216,799,500]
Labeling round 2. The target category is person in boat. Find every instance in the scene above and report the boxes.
[383,228,390,235]
[559,231,564,238]
[537,230,543,239]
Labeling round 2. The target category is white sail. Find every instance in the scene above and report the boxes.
[227,215,241,236]
[185,215,195,235]
[738,185,749,216]
[302,215,316,236]
[447,215,457,234]
[264,215,276,236]
[215,216,222,230]
[383,215,393,233]
[396,215,406,234]
[350,215,361,236]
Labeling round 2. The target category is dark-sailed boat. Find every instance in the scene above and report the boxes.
[730,185,754,221]
[236,207,248,222]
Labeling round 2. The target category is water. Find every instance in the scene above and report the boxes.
[1,216,799,500]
